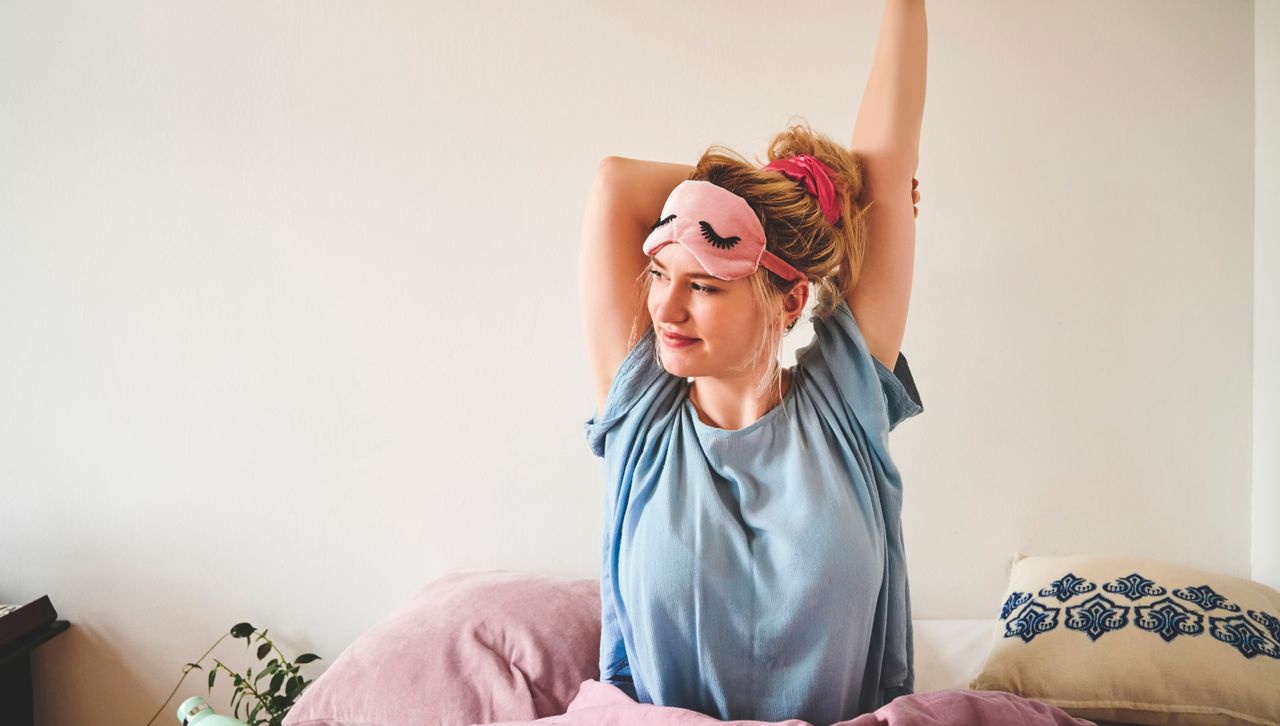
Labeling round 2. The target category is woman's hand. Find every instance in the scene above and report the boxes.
[912,176,921,218]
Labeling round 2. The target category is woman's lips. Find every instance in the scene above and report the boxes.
[662,331,700,348]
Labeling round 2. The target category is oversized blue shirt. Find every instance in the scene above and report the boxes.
[584,298,924,724]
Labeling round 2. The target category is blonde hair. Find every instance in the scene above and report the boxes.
[629,118,874,408]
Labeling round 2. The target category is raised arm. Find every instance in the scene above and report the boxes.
[846,0,927,370]
[580,157,695,417]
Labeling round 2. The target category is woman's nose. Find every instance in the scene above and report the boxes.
[653,287,688,324]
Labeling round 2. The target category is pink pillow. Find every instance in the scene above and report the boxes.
[282,569,601,726]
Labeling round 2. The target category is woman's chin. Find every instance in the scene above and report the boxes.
[660,363,689,377]
[658,357,697,377]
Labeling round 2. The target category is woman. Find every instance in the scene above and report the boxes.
[578,1,927,722]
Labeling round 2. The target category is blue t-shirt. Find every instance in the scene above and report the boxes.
[583,298,924,724]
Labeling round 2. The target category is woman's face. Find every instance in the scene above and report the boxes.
[646,243,769,379]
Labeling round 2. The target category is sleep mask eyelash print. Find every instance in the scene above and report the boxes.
[641,180,804,283]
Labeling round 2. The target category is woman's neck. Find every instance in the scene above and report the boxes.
[687,367,792,430]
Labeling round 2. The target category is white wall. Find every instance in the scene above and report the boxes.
[1256,0,1279,591]
[0,1,1258,723]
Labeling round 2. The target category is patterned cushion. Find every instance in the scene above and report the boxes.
[970,554,1280,726]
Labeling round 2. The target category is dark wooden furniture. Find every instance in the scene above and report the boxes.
[0,620,70,726]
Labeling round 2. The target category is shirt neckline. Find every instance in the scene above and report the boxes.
[684,367,798,437]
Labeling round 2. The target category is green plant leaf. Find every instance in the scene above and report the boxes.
[256,661,277,684]
[249,703,261,722]
[294,653,321,664]
[208,669,217,690]
[231,622,255,638]
[184,662,203,672]
[269,671,285,694]
[285,675,303,698]
[257,642,271,660]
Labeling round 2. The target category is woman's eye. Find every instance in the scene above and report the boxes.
[649,269,716,293]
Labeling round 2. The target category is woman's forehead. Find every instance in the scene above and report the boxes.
[654,244,714,277]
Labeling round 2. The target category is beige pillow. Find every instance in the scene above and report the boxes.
[970,553,1280,726]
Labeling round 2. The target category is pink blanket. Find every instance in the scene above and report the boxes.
[478,680,1097,726]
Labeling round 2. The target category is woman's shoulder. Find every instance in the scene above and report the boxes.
[584,329,684,457]
[792,300,924,435]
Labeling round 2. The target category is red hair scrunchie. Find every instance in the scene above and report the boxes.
[762,154,842,225]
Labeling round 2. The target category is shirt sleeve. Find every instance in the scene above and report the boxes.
[798,298,924,434]
[583,326,673,458]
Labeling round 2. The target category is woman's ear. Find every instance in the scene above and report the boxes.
[784,280,810,316]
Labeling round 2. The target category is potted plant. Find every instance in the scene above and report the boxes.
[146,622,322,726]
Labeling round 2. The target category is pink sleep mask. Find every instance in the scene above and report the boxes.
[641,180,805,283]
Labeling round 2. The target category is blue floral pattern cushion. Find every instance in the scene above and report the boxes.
[971,553,1280,726]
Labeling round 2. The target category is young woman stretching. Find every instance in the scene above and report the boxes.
[578,1,927,722]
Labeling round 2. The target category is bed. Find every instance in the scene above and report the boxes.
[281,557,1280,726]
